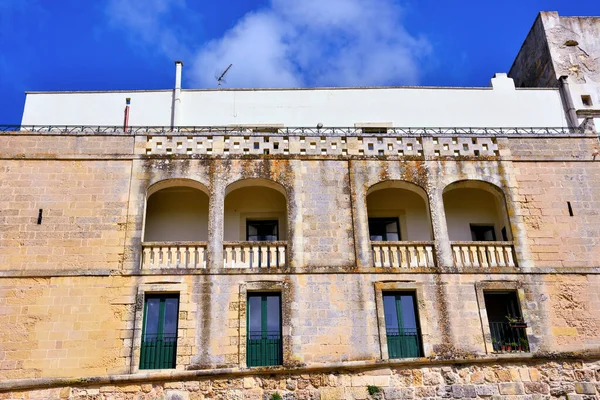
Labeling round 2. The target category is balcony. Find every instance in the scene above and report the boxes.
[372,242,436,268]
[223,241,287,268]
[451,241,516,268]
[141,242,207,269]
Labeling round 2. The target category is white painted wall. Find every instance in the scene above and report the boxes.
[21,75,569,128]
[224,186,287,241]
[366,188,432,241]
[144,187,209,242]
[443,189,509,241]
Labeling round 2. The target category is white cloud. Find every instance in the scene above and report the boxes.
[191,0,430,88]
[104,0,430,88]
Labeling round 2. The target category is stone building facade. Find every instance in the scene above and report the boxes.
[1,11,599,400]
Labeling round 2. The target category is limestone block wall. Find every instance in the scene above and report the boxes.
[1,273,599,381]
[0,159,131,271]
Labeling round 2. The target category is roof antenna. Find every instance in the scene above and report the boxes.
[217,64,233,88]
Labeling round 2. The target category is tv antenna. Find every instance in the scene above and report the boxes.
[217,64,233,87]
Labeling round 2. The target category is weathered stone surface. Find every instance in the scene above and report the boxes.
[574,382,597,395]
[498,382,525,395]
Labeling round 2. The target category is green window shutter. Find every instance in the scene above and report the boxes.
[383,292,422,359]
[247,293,282,367]
[140,294,179,369]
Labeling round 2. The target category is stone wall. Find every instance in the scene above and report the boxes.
[1,360,599,399]
[1,274,599,381]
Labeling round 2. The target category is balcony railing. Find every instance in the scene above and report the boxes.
[139,333,177,369]
[371,241,436,268]
[451,241,516,268]
[489,321,529,353]
[223,241,287,268]
[386,328,422,359]
[141,242,207,269]
[247,331,282,367]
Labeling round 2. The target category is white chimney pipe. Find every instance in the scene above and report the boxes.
[171,61,183,128]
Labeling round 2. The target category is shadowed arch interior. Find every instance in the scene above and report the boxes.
[366,181,433,241]
[224,179,288,242]
[143,180,209,242]
[442,180,512,241]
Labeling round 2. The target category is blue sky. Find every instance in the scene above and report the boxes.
[0,0,599,124]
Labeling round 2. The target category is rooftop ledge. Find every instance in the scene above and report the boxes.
[0,125,587,137]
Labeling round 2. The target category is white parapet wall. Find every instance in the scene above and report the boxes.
[21,74,569,128]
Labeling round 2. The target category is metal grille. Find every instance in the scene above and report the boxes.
[247,331,282,367]
[386,328,421,359]
[489,322,529,352]
[139,333,178,369]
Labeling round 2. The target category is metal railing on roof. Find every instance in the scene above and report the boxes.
[0,125,585,137]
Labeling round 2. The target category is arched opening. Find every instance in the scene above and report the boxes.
[443,180,516,268]
[141,180,209,269]
[443,181,511,242]
[366,181,435,268]
[223,179,288,268]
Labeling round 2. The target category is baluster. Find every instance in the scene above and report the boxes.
[505,246,515,267]
[278,245,286,267]
[373,246,381,267]
[496,246,506,267]
[260,246,268,268]
[469,246,480,267]
[243,246,251,268]
[461,246,472,267]
[252,246,259,268]
[478,246,489,268]
[269,246,277,268]
[152,247,160,268]
[179,246,187,268]
[425,246,434,267]
[416,246,426,267]
[160,246,168,267]
[142,247,151,269]
[198,246,206,268]
[399,246,408,268]
[488,245,498,267]
[381,246,390,267]
[224,247,233,268]
[169,246,177,268]
[452,246,463,268]
[389,245,399,268]
[189,246,197,268]
[409,246,418,268]
[234,247,243,268]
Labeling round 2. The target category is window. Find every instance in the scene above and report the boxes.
[140,294,179,369]
[247,220,279,241]
[470,224,496,241]
[581,95,592,107]
[382,292,422,358]
[247,293,282,367]
[369,217,400,241]
[483,291,529,353]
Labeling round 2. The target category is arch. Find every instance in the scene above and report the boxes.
[442,179,512,241]
[225,178,288,199]
[366,180,432,241]
[143,180,209,242]
[224,178,288,242]
[147,178,209,198]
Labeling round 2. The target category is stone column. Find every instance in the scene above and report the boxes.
[426,167,454,269]
[349,160,372,268]
[207,177,225,270]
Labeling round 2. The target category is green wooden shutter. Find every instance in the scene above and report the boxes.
[140,294,179,369]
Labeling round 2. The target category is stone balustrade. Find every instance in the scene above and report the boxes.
[451,241,517,268]
[141,242,207,269]
[223,241,287,268]
[371,241,436,268]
